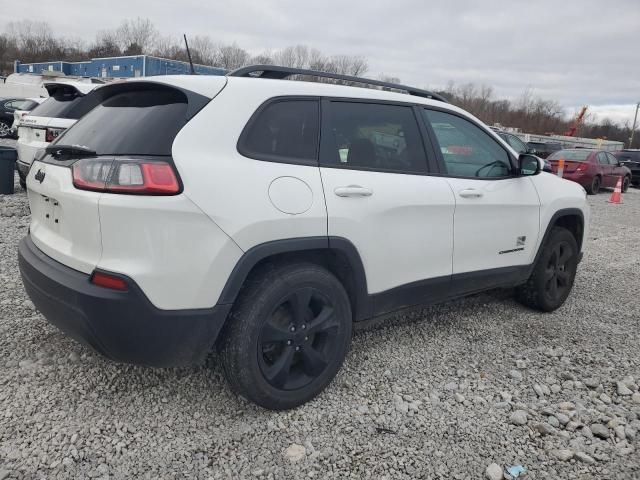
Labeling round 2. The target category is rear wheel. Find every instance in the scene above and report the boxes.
[0,121,10,138]
[515,227,579,312]
[622,176,630,193]
[219,262,352,410]
[586,176,600,195]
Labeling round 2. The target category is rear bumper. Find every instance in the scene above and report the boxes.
[18,236,231,367]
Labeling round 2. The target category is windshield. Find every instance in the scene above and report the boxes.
[57,88,188,156]
[548,150,591,161]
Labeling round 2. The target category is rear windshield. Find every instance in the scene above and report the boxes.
[57,88,188,156]
[29,87,93,119]
[548,150,591,161]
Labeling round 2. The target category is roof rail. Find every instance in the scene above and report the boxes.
[228,65,448,103]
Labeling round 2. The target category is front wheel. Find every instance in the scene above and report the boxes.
[219,262,352,410]
[515,227,579,312]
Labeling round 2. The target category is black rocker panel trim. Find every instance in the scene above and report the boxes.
[371,265,531,318]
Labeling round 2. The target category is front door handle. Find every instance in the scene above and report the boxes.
[458,188,483,198]
[334,185,373,197]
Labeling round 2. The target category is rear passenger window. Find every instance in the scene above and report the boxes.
[239,99,319,163]
[423,109,512,178]
[322,102,428,174]
[597,152,608,164]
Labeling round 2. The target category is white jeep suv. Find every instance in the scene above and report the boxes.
[18,66,589,410]
[16,81,102,189]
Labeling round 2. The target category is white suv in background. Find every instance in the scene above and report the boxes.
[16,81,101,189]
[18,67,589,410]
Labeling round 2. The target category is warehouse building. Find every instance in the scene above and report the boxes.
[14,55,226,78]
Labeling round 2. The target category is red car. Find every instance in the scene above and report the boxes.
[547,149,632,195]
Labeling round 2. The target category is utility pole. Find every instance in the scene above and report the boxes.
[630,102,640,148]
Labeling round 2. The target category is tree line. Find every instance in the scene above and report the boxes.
[0,18,634,145]
[439,83,633,145]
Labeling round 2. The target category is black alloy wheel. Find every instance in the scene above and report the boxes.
[258,288,339,390]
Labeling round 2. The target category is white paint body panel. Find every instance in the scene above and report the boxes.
[26,161,102,274]
[320,168,456,293]
[172,81,328,251]
[445,176,541,273]
[97,194,243,310]
[529,173,590,255]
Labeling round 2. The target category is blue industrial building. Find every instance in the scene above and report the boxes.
[14,55,226,78]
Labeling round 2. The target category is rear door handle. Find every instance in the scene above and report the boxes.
[334,185,373,197]
[458,188,483,198]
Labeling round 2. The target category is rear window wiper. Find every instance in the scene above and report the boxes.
[46,144,97,159]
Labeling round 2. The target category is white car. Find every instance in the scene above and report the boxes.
[16,81,101,189]
[9,97,47,137]
[18,67,589,410]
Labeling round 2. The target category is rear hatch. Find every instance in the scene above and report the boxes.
[27,79,222,273]
[16,83,99,165]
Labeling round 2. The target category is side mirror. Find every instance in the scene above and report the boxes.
[518,154,541,176]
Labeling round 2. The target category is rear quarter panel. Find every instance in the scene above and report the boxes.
[171,81,328,251]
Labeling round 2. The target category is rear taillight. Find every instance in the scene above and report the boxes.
[576,163,588,172]
[45,127,65,142]
[72,158,180,195]
[91,271,128,291]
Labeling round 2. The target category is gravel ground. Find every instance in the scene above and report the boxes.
[1,146,639,479]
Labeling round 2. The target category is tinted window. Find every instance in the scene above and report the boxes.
[56,88,188,156]
[323,102,427,173]
[505,134,527,153]
[597,152,608,164]
[548,150,591,161]
[4,100,36,110]
[240,100,319,162]
[605,152,619,165]
[423,109,511,178]
[30,87,95,119]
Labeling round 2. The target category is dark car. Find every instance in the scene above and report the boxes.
[613,149,640,187]
[0,98,41,138]
[547,149,632,194]
[527,141,562,159]
[496,131,552,172]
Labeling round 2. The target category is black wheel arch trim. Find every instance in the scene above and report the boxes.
[532,208,585,270]
[217,236,371,321]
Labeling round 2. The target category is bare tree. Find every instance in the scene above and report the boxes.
[217,43,249,70]
[116,17,158,54]
[5,20,60,63]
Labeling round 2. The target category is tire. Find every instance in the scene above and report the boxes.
[18,171,27,190]
[622,176,630,193]
[515,227,579,312]
[219,262,352,410]
[0,121,10,138]
[586,176,600,195]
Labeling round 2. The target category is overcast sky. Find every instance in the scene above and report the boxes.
[4,0,640,125]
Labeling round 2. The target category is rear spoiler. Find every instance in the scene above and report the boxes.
[43,82,100,97]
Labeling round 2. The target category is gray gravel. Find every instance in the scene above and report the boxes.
[1,148,639,479]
